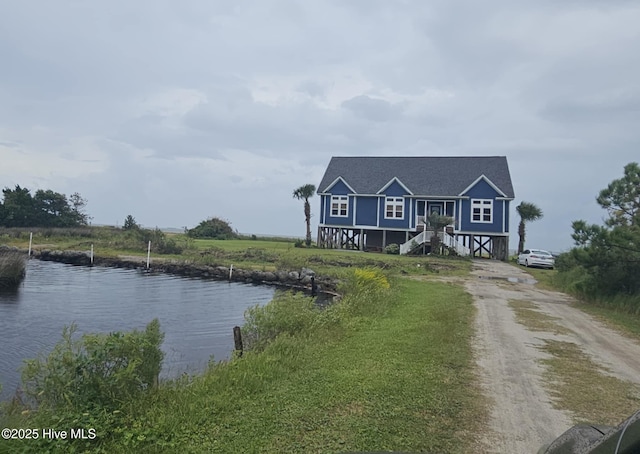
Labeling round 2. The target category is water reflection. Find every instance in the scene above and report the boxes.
[0,260,275,401]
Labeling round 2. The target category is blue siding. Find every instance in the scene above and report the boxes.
[328,179,352,196]
[323,194,354,226]
[321,179,355,226]
[378,197,410,229]
[355,196,378,226]
[459,179,504,233]
[319,174,511,236]
[381,180,409,197]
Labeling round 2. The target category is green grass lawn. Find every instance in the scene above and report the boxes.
[95,278,483,453]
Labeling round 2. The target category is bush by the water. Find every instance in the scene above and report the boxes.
[243,291,318,352]
[242,267,392,352]
[20,319,164,412]
[0,248,27,289]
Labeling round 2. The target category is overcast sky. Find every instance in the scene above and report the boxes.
[1,1,639,253]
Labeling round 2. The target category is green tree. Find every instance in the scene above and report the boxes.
[560,162,640,298]
[516,201,543,254]
[596,162,640,227]
[428,213,454,255]
[1,185,36,227]
[34,189,72,227]
[123,214,140,230]
[293,184,316,247]
[69,192,90,225]
[0,186,89,227]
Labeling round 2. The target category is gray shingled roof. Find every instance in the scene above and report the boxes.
[318,156,514,198]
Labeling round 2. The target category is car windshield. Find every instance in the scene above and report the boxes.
[531,250,552,256]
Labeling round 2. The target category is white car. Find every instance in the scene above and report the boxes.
[517,249,555,269]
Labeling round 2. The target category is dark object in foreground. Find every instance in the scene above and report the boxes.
[540,409,640,453]
[0,248,27,290]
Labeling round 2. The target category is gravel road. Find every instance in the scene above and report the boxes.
[464,259,640,453]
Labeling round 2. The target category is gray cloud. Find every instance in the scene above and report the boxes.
[1,0,640,251]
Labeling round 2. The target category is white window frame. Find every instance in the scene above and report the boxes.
[330,195,348,217]
[471,199,493,223]
[385,197,404,219]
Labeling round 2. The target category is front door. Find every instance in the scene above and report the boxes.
[428,203,443,216]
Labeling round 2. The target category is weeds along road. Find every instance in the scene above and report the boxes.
[463,259,640,454]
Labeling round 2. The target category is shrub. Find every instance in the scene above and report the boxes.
[384,243,400,255]
[294,239,304,248]
[337,267,393,317]
[242,292,318,352]
[21,319,164,412]
[115,227,183,255]
[188,217,237,239]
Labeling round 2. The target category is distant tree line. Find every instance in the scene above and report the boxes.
[0,185,90,227]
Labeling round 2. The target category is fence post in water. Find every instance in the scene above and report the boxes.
[146,241,151,269]
[229,264,233,281]
[90,244,94,265]
[28,232,33,258]
[233,326,243,357]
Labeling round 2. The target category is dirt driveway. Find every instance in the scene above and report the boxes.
[464,259,640,453]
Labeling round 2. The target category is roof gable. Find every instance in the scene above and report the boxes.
[459,174,507,198]
[317,156,515,199]
[376,177,413,195]
[320,176,356,194]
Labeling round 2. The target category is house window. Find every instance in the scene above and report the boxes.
[471,199,493,223]
[385,197,404,219]
[331,195,348,217]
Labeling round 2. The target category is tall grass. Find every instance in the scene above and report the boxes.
[0,249,27,290]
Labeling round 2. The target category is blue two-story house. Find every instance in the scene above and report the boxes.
[316,156,515,260]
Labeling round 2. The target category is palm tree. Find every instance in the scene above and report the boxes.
[516,201,543,254]
[293,184,316,247]
[427,212,454,255]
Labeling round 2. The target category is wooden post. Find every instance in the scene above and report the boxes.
[233,326,243,357]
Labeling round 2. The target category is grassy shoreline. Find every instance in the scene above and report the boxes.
[1,231,482,452]
[0,249,27,290]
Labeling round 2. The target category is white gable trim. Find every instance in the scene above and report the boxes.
[321,176,356,194]
[376,177,413,195]
[458,174,507,198]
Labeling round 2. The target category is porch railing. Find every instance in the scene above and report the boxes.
[399,228,471,256]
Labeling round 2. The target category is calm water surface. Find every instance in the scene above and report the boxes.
[0,260,275,400]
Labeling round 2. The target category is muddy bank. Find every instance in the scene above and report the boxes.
[32,250,340,297]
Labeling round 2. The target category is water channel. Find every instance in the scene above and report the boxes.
[0,260,275,401]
